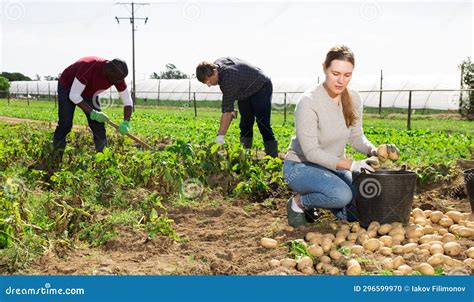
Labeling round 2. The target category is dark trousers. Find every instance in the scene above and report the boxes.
[237,80,276,142]
[53,84,107,152]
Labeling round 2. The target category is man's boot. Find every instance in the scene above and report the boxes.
[48,139,66,172]
[264,140,279,158]
[93,136,107,153]
[240,137,253,149]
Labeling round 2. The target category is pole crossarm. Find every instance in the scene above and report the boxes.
[114,2,150,107]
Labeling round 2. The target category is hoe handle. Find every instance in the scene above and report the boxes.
[106,120,152,149]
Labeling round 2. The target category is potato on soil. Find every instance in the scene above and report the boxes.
[329,250,343,260]
[363,238,380,252]
[464,258,474,268]
[398,264,413,275]
[260,238,278,249]
[429,243,444,255]
[382,258,394,270]
[422,226,435,235]
[308,245,324,257]
[377,224,392,235]
[347,233,358,242]
[442,255,463,267]
[438,217,454,228]
[419,234,442,244]
[393,256,405,268]
[297,256,313,271]
[269,259,280,267]
[445,211,463,223]
[466,247,474,259]
[379,235,393,247]
[368,221,380,232]
[300,266,315,275]
[411,208,425,219]
[346,259,361,276]
[379,247,392,256]
[406,226,424,239]
[392,245,404,254]
[334,237,346,245]
[350,245,364,255]
[351,224,361,233]
[357,234,369,245]
[443,242,462,257]
[320,255,331,264]
[417,263,435,275]
[454,227,474,238]
[403,243,418,253]
[427,254,444,266]
[429,211,444,223]
[280,258,297,269]
[305,232,319,242]
[336,230,350,238]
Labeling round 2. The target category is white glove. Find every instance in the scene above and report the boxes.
[215,135,225,145]
[350,159,375,173]
[367,147,378,157]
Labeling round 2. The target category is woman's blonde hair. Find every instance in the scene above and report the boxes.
[324,45,357,128]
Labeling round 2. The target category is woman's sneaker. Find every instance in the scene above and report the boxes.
[304,208,318,223]
[286,197,307,228]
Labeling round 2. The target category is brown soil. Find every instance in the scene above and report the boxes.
[0,116,54,126]
[0,115,83,130]
[2,115,472,276]
[415,172,472,213]
[24,189,473,276]
[26,198,306,275]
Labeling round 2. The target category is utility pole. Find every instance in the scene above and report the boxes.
[378,69,383,116]
[115,2,149,105]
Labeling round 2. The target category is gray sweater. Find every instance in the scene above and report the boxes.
[285,84,375,171]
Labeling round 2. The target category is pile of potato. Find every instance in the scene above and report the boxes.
[261,209,474,275]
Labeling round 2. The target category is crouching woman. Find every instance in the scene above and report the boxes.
[284,45,386,227]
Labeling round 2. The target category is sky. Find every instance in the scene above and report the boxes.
[0,0,472,81]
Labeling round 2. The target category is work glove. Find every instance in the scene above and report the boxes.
[215,135,225,145]
[118,120,130,135]
[377,144,400,161]
[90,110,109,123]
[366,156,380,170]
[350,159,375,173]
[367,146,378,157]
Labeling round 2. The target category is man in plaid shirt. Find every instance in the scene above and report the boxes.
[196,57,278,157]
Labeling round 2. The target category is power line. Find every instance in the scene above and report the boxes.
[115,2,149,106]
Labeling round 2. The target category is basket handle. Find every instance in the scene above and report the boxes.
[353,165,407,185]
[352,167,370,185]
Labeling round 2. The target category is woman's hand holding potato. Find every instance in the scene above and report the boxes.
[376,144,400,161]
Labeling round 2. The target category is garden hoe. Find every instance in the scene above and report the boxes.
[105,119,152,149]
[81,102,152,150]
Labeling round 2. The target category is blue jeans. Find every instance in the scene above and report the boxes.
[283,160,358,221]
[237,80,276,142]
